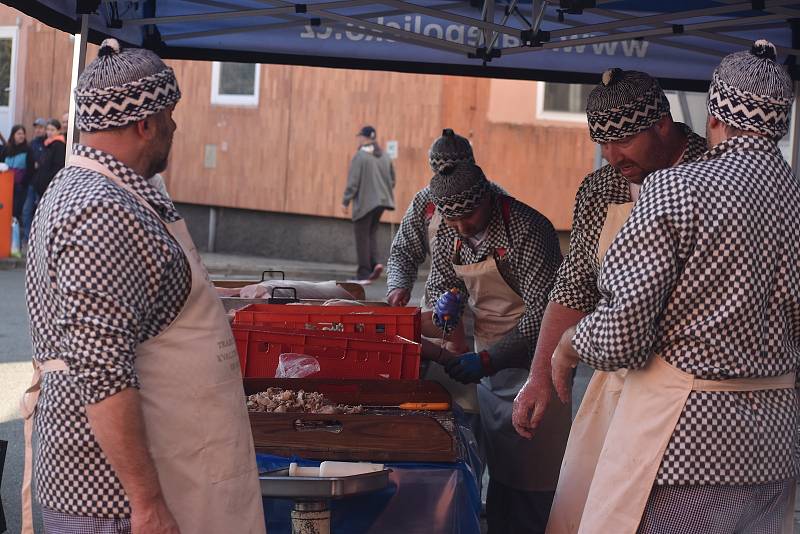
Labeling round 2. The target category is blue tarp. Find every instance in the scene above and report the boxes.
[257,454,482,533]
[6,1,800,90]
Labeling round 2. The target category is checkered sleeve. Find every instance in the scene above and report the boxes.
[572,169,697,371]
[424,225,467,311]
[511,208,562,348]
[387,188,431,292]
[52,200,160,405]
[549,174,603,313]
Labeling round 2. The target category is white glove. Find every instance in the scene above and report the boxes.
[0,163,10,172]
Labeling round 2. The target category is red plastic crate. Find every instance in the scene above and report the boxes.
[233,304,421,342]
[232,325,420,379]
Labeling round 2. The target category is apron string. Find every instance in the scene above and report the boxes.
[20,358,69,534]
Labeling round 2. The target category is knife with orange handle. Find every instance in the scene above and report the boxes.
[370,402,450,411]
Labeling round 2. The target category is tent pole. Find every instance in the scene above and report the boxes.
[791,81,800,176]
[593,144,603,171]
[677,91,694,132]
[66,14,89,162]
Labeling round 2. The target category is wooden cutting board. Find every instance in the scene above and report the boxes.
[246,379,457,462]
[249,412,457,462]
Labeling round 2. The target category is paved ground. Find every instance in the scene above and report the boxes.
[0,260,797,533]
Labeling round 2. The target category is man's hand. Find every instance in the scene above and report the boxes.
[445,351,490,383]
[131,497,181,534]
[512,372,554,439]
[387,288,411,307]
[551,326,579,404]
[341,204,349,215]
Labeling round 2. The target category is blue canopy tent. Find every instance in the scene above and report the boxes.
[6,0,800,160]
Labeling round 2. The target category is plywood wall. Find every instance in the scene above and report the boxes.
[16,20,73,132]
[163,60,595,229]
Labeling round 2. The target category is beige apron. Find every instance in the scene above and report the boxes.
[454,249,571,491]
[547,201,796,534]
[21,156,266,534]
[546,202,634,532]
[421,207,481,413]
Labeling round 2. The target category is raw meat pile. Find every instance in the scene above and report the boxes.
[247,387,364,414]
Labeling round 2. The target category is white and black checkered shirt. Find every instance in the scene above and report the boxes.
[573,135,800,485]
[550,125,707,313]
[387,183,506,293]
[25,145,191,518]
[424,194,561,348]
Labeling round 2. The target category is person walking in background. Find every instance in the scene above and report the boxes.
[4,125,35,223]
[342,125,395,283]
[31,119,66,199]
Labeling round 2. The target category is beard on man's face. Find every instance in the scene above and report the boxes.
[144,122,173,178]
[146,156,169,178]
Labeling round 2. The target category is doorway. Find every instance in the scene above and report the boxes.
[0,27,17,144]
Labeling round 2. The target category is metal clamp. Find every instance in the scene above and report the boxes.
[269,286,299,304]
[261,270,286,281]
[293,419,343,434]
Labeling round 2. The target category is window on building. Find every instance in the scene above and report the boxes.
[210,61,260,106]
[536,81,593,122]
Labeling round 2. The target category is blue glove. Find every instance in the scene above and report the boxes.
[444,351,492,384]
[433,289,463,333]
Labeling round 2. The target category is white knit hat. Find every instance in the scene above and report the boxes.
[707,40,794,139]
[75,38,181,132]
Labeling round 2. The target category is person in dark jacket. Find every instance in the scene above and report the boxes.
[32,119,66,197]
[341,125,396,282]
[4,124,35,221]
[22,118,48,242]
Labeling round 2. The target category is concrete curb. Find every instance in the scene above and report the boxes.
[0,257,25,270]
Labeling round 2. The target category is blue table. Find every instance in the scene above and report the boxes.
[257,411,483,534]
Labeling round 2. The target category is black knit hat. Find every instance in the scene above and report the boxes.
[75,38,181,132]
[429,161,490,219]
[707,40,793,140]
[429,129,475,174]
[586,69,670,143]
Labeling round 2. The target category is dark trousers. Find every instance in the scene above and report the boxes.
[486,478,555,534]
[12,182,26,220]
[353,207,384,280]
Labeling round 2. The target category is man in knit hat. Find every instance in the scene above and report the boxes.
[547,40,798,532]
[423,160,570,533]
[23,39,265,534]
[386,128,505,307]
[512,69,705,453]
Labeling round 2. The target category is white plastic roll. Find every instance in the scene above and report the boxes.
[288,462,321,477]
[318,461,384,478]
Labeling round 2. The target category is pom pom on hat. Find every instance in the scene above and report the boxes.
[98,38,121,57]
[751,39,777,61]
[601,68,622,86]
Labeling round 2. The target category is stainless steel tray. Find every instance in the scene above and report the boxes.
[259,468,391,499]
